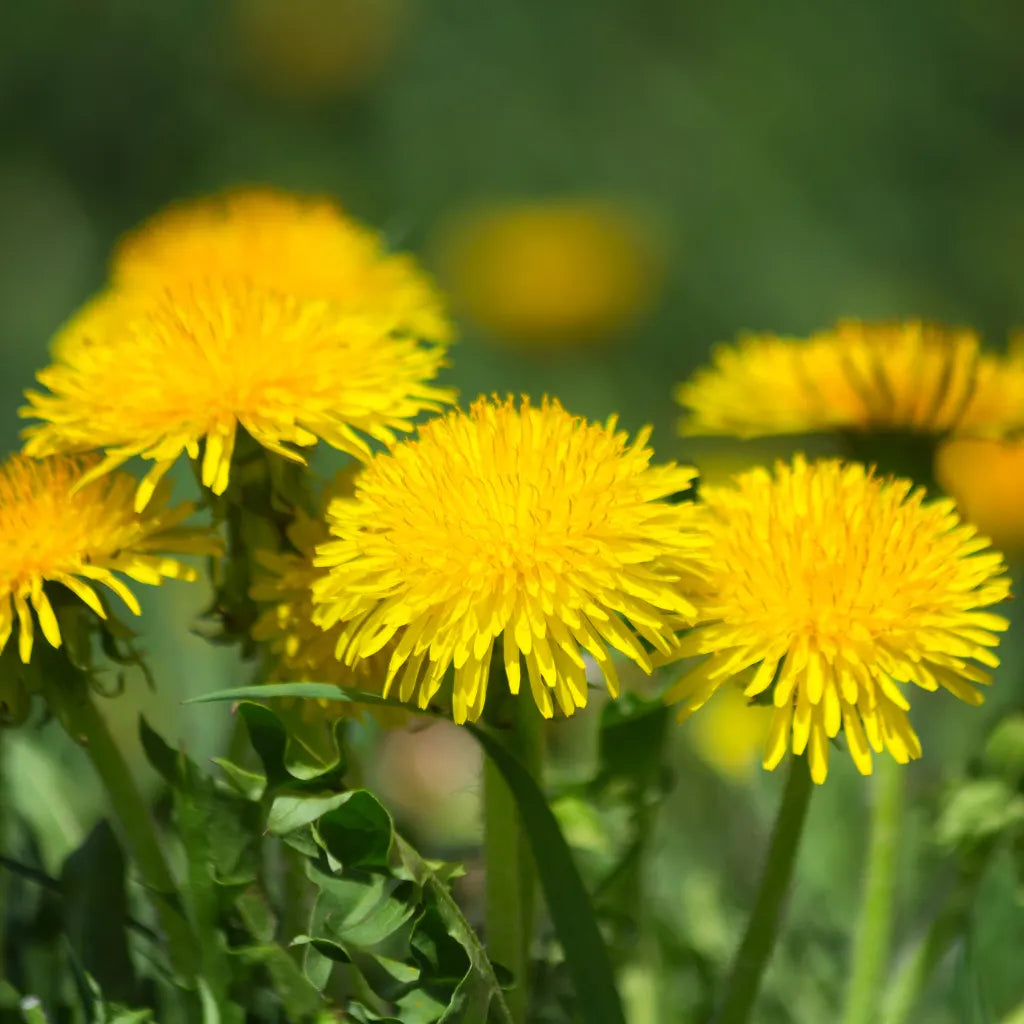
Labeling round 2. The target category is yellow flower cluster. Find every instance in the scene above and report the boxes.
[5,184,1015,790]
[0,454,218,663]
[677,320,1024,438]
[22,188,455,507]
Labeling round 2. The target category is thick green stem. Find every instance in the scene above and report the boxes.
[713,755,814,1024]
[483,689,544,1024]
[842,758,904,1024]
[43,674,199,984]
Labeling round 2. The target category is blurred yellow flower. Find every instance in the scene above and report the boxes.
[22,280,455,509]
[436,200,662,346]
[677,320,1024,439]
[231,0,409,100]
[111,188,451,344]
[312,395,708,723]
[251,478,407,727]
[689,682,773,782]
[0,454,217,664]
[935,437,1024,552]
[667,457,1011,784]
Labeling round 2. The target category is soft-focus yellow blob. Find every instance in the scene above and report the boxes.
[936,438,1024,552]
[231,0,409,99]
[677,320,1024,439]
[436,200,663,347]
[689,683,773,782]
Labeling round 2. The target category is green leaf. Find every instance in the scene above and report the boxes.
[304,867,418,950]
[269,789,394,870]
[235,701,348,789]
[396,837,514,1024]
[237,701,294,792]
[230,944,324,1020]
[212,757,267,801]
[937,779,1024,851]
[262,699,349,781]
[138,716,258,1023]
[313,791,394,871]
[60,821,137,1005]
[468,725,627,1024]
[268,792,355,835]
[186,683,368,705]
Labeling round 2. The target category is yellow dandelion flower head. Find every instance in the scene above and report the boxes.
[251,481,407,727]
[112,187,451,343]
[21,280,456,509]
[666,456,1011,784]
[0,453,218,664]
[935,437,1024,553]
[312,395,709,724]
[676,320,1024,439]
[436,200,662,346]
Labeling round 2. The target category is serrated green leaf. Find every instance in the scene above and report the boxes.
[468,726,627,1024]
[212,758,266,801]
[268,792,354,835]
[235,700,348,790]
[237,701,294,792]
[306,867,418,949]
[396,837,514,1024]
[263,699,349,781]
[314,791,394,871]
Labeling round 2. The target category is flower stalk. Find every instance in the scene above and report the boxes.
[41,665,199,984]
[841,757,904,1024]
[483,680,545,1024]
[713,754,813,1024]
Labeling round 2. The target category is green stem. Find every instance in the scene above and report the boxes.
[43,673,199,984]
[842,757,905,1024]
[483,687,545,1024]
[714,755,814,1024]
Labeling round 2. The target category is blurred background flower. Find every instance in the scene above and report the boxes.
[434,199,664,349]
[935,437,1024,554]
[230,0,411,101]
[687,682,773,783]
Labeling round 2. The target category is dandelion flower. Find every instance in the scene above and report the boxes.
[312,396,708,723]
[112,187,450,343]
[0,453,217,664]
[676,320,1024,439]
[21,281,455,509]
[251,492,406,726]
[935,437,1024,552]
[666,457,1011,783]
[436,200,662,346]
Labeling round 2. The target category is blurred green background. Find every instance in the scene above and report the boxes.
[3,2,1024,1020]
